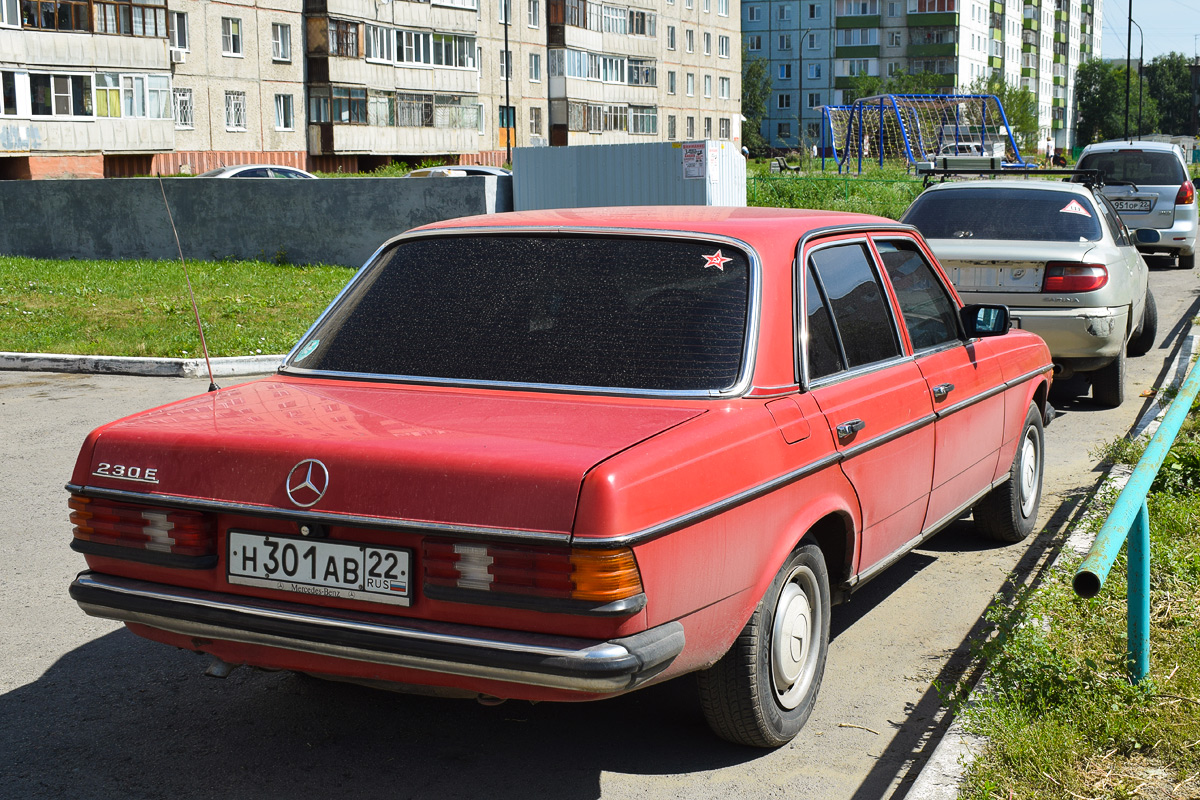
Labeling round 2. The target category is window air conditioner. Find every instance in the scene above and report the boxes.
[170,49,186,64]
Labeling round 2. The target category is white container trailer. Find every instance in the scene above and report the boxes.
[513,141,747,211]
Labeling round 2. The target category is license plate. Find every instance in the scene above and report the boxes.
[1112,199,1152,212]
[228,530,411,606]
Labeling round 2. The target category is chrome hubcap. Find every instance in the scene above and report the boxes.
[1019,427,1040,518]
[771,566,819,709]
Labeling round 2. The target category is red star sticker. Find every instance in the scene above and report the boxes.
[702,250,732,271]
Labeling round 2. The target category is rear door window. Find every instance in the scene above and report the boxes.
[803,242,901,380]
[902,187,1103,242]
[290,234,751,393]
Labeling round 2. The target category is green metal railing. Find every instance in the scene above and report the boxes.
[1073,357,1200,682]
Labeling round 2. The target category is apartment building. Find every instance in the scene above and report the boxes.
[745,0,1099,152]
[0,0,736,178]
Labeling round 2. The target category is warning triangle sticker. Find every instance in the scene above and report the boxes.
[1059,199,1092,217]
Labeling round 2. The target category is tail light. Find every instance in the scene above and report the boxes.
[1176,181,1195,206]
[423,540,644,611]
[1043,262,1108,293]
[70,494,217,564]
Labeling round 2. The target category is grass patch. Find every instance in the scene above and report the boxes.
[0,256,353,358]
[951,421,1200,799]
[747,161,924,220]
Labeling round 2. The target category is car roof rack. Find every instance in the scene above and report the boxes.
[916,166,1104,189]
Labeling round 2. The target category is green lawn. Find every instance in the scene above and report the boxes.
[0,257,354,358]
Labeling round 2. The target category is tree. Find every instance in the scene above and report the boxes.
[1144,52,1190,135]
[967,75,1038,151]
[740,49,772,156]
[1075,58,1160,143]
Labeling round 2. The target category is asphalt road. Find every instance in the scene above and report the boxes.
[2,263,1197,800]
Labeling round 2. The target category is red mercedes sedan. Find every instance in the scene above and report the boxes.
[68,207,1052,747]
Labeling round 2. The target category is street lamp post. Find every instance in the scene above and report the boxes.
[1124,0,1133,140]
[1131,19,1143,138]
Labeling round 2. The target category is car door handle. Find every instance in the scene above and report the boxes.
[836,419,866,440]
[932,383,955,402]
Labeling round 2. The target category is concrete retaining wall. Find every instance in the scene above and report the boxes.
[0,176,512,268]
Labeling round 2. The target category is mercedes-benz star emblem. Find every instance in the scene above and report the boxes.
[286,459,329,508]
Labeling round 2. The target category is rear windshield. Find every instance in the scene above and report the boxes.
[288,234,751,392]
[902,187,1103,242]
[1078,150,1188,185]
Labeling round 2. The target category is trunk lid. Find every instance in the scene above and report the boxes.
[74,377,705,534]
[928,239,1099,303]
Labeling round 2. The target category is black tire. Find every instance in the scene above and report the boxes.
[1127,290,1157,358]
[975,403,1044,543]
[697,542,830,748]
[1180,252,1195,270]
[1091,346,1127,408]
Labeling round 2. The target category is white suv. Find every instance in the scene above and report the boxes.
[1076,141,1198,269]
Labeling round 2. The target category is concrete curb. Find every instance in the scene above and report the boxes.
[0,351,285,378]
[906,334,1196,800]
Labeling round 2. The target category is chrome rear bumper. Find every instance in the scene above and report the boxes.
[70,572,684,694]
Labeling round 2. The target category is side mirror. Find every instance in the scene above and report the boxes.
[960,304,1011,338]
[1134,228,1161,245]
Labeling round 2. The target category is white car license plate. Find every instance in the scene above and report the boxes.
[1112,199,1152,212]
[227,530,411,606]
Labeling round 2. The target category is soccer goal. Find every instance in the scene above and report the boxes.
[819,94,1029,172]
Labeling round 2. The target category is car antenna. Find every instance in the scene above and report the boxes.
[156,172,219,393]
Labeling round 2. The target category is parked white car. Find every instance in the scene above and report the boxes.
[903,179,1155,407]
[1076,141,1197,269]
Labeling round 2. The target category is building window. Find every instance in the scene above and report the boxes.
[808,92,821,107]
[808,62,822,78]
[747,4,760,19]
[225,90,246,130]
[686,115,695,138]
[719,76,730,98]
[886,60,900,75]
[807,33,819,49]
[631,105,657,134]
[667,114,676,140]
[703,32,711,55]
[328,19,359,58]
[169,11,188,49]
[809,2,822,17]
[777,93,791,109]
[93,73,120,117]
[528,0,539,26]
[702,74,711,97]
[704,117,712,138]
[529,52,541,81]
[686,72,695,96]
[220,17,243,55]
[668,71,676,94]
[29,73,91,116]
[718,35,730,57]
[718,0,728,15]
[499,0,511,23]
[274,93,294,130]
[888,30,901,47]
[173,87,192,128]
[332,86,368,123]
[703,0,709,11]
[747,34,761,51]
[273,24,291,61]
[366,25,394,61]
[500,49,512,79]
[778,63,791,80]
[94,0,168,36]
[628,58,656,86]
[0,0,17,27]
[778,4,789,18]
[530,105,542,134]
[685,29,694,52]
[719,117,730,139]
[628,11,655,36]
[667,25,675,49]
[888,1,899,14]
[778,34,792,50]
[309,88,330,123]
[26,0,90,31]
[685,0,692,8]
[777,122,791,140]
[836,28,878,46]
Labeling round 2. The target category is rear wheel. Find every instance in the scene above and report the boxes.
[1180,252,1195,270]
[1127,290,1157,358]
[975,403,1044,542]
[697,542,830,748]
[1091,346,1127,408]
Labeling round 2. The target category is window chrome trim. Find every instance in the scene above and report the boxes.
[280,226,763,400]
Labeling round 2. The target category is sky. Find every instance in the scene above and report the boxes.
[1100,0,1200,62]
